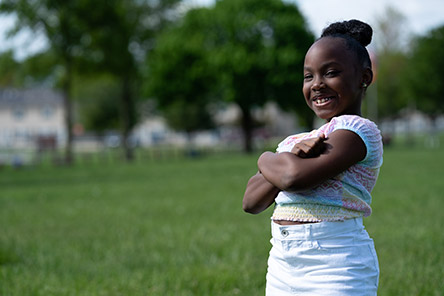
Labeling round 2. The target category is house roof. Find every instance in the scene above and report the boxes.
[0,88,63,108]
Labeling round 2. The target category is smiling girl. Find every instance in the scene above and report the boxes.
[243,20,383,295]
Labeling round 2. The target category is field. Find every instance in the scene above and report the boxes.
[1,146,443,295]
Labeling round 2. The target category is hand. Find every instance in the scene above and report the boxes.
[291,134,327,158]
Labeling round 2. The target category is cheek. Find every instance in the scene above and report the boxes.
[332,81,351,98]
[302,84,310,102]
[339,83,359,99]
[338,77,360,97]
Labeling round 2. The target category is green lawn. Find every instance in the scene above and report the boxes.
[1,147,443,295]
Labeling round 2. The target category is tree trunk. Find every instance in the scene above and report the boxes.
[120,75,134,161]
[240,105,253,153]
[62,59,74,165]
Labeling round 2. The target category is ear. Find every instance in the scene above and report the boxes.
[361,67,373,87]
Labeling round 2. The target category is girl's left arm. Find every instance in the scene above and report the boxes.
[258,129,366,192]
[242,172,280,214]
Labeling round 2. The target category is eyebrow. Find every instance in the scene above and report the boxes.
[304,61,342,71]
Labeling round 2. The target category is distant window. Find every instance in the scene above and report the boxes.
[12,108,25,120]
[41,106,55,119]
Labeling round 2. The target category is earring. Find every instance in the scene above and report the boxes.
[362,82,368,88]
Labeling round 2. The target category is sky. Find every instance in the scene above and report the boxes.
[187,0,444,37]
[1,0,444,60]
[294,0,444,37]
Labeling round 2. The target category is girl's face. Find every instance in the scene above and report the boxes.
[303,37,368,121]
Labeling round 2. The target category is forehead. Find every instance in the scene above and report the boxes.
[304,37,357,68]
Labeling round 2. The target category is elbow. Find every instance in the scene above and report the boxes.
[242,198,262,214]
[242,192,270,214]
[243,205,257,214]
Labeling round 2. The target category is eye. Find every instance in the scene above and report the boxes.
[325,70,340,77]
[304,73,313,81]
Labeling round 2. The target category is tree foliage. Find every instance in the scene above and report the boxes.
[0,0,92,164]
[146,0,313,152]
[0,49,61,88]
[0,50,20,87]
[74,0,181,160]
[145,7,218,136]
[405,25,444,116]
[374,5,410,54]
[0,0,182,161]
[372,6,410,120]
[73,74,121,134]
[373,51,409,119]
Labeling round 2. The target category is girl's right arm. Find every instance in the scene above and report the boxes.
[242,172,280,214]
[242,135,326,214]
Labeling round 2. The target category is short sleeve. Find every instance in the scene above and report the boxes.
[326,115,383,168]
[275,132,311,153]
[276,135,293,153]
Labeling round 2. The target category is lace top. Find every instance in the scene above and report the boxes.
[271,115,383,222]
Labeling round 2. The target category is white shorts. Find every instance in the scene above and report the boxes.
[266,218,379,296]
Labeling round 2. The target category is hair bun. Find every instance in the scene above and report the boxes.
[321,19,372,47]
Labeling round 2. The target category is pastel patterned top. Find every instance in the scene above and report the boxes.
[271,115,383,222]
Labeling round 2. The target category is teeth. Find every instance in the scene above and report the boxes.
[315,97,331,104]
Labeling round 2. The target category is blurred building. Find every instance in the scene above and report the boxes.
[132,101,300,149]
[0,88,66,150]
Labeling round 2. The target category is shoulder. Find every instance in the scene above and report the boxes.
[325,115,381,138]
[276,132,312,153]
[327,115,383,165]
[327,115,378,133]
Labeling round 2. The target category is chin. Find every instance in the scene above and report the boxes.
[314,111,335,121]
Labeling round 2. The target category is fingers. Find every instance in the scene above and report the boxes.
[292,142,311,157]
[291,134,327,158]
[315,133,327,142]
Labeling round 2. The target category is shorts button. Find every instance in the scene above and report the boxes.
[281,230,289,237]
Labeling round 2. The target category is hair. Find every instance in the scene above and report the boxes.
[320,19,373,70]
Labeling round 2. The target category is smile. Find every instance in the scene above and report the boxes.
[313,96,334,106]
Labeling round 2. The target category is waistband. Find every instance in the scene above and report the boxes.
[271,203,364,223]
[271,217,364,240]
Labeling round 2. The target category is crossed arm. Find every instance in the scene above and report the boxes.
[242,130,366,214]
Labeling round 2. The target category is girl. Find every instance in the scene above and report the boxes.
[243,20,383,296]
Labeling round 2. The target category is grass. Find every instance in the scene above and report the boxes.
[0,146,443,295]
[368,146,444,296]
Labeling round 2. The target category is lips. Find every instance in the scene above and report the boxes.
[312,96,334,106]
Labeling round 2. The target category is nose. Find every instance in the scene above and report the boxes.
[311,76,325,91]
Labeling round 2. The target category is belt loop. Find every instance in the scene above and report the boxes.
[305,224,311,240]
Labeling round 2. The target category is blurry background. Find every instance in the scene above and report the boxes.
[0,0,443,166]
[1,1,443,295]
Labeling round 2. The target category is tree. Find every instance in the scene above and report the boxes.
[19,50,61,88]
[79,0,182,161]
[0,49,61,88]
[0,50,20,87]
[144,8,218,138]
[73,74,121,134]
[374,5,410,54]
[372,6,410,120]
[372,51,408,119]
[406,25,444,117]
[0,0,92,164]
[1,0,182,162]
[145,0,313,152]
